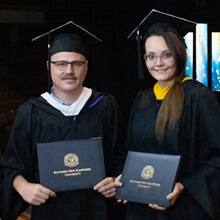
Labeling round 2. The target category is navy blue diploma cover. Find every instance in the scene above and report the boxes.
[37,137,105,192]
[116,151,180,207]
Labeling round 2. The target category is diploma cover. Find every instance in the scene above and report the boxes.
[37,137,105,192]
[116,151,180,207]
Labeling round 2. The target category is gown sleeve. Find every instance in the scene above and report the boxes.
[0,161,4,218]
[1,102,34,220]
[181,86,220,219]
[101,94,126,177]
[126,90,146,150]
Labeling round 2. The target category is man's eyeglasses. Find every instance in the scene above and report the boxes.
[51,60,87,72]
[144,52,173,63]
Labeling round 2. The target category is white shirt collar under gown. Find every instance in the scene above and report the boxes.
[41,87,92,116]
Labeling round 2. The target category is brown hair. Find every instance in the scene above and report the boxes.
[144,23,186,143]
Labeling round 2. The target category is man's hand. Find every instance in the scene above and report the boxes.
[94,176,121,198]
[13,175,56,205]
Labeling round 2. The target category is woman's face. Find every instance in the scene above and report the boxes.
[144,36,177,88]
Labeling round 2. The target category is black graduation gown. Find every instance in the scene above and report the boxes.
[0,160,4,218]
[125,80,220,220]
[1,90,124,220]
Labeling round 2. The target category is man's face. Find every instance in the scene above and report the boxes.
[50,51,88,94]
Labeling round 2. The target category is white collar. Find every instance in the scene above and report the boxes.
[41,87,92,116]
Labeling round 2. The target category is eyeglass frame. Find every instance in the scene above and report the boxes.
[50,60,88,72]
[144,51,174,63]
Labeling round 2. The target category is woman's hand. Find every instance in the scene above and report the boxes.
[114,175,127,204]
[94,177,120,198]
[13,175,56,205]
[148,182,184,211]
[166,182,184,205]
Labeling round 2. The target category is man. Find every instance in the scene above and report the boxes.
[1,21,124,220]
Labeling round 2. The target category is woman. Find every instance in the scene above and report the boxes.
[119,22,220,220]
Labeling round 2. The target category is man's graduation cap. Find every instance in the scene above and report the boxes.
[127,9,197,79]
[32,20,102,58]
[32,21,102,89]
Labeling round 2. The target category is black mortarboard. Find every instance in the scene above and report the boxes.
[32,20,102,58]
[32,21,102,89]
[127,9,197,79]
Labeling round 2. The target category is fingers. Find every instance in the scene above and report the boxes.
[117,199,128,204]
[166,182,184,204]
[94,177,120,193]
[114,174,122,187]
[23,183,56,206]
[103,188,117,198]
[40,185,57,198]
[148,203,166,211]
[16,176,57,199]
[167,184,179,199]
[94,176,124,198]
[93,177,114,191]
[166,191,175,201]
[94,178,118,198]
[115,174,122,182]
[94,175,124,198]
[35,190,50,201]
[102,186,116,196]
[29,194,48,206]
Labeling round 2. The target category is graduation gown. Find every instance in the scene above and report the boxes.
[1,90,124,220]
[125,80,220,220]
[0,160,4,218]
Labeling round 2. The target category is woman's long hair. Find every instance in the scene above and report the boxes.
[144,23,187,143]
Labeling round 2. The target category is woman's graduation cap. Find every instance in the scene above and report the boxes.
[31,20,102,89]
[127,9,197,79]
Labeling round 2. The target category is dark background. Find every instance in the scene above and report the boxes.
[1,0,220,154]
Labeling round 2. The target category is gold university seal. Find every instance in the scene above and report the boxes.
[141,165,154,180]
[64,153,79,167]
